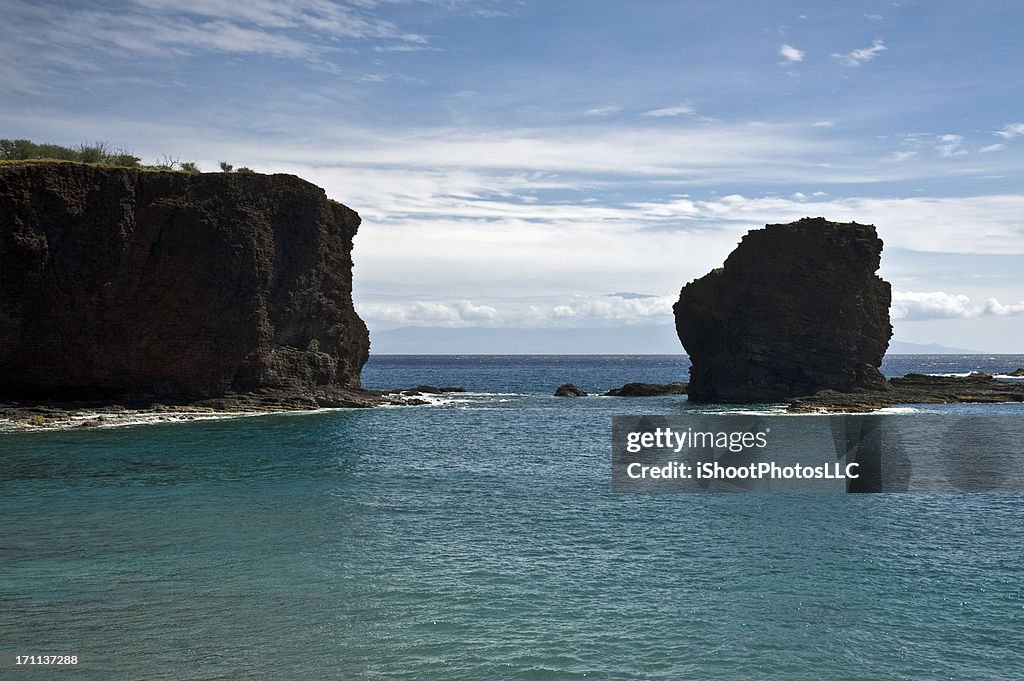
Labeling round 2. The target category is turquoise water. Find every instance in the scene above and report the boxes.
[2,355,1023,679]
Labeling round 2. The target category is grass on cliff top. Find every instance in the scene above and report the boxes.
[0,157,203,174]
[0,139,254,174]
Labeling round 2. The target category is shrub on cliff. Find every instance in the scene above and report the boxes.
[0,139,204,173]
[1,139,142,167]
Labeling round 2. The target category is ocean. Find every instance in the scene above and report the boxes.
[2,355,1023,679]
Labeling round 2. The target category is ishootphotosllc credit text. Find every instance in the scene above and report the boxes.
[626,461,860,481]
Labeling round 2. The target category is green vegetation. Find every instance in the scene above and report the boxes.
[1,139,147,167]
[217,160,254,173]
[0,139,251,174]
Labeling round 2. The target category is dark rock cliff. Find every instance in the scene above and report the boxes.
[0,162,369,404]
[674,217,892,402]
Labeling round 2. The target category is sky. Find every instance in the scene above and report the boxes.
[2,0,1023,352]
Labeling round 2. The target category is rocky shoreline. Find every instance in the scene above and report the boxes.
[786,371,1024,412]
[555,382,689,397]
[3,372,1022,431]
[0,386,468,431]
[554,371,1024,412]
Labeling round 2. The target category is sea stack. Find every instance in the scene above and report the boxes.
[673,217,892,402]
[0,162,369,404]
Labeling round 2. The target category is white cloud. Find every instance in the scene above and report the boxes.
[131,0,427,43]
[812,120,834,127]
[358,299,498,327]
[358,294,677,330]
[474,9,512,18]
[542,295,675,324]
[0,0,449,75]
[892,292,1024,321]
[641,104,696,117]
[980,143,1005,153]
[832,38,887,66]
[373,44,441,53]
[885,132,974,161]
[584,105,621,117]
[995,122,1024,139]
[936,133,966,157]
[886,150,917,162]
[621,193,1024,255]
[227,121,846,181]
[779,43,804,63]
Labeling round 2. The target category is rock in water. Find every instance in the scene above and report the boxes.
[603,382,688,397]
[0,163,369,402]
[554,383,588,397]
[673,217,892,402]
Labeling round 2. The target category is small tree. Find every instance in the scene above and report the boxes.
[235,166,255,174]
[219,161,233,172]
[76,141,111,164]
[179,161,200,173]
[109,152,142,168]
[153,154,179,170]
[0,139,36,160]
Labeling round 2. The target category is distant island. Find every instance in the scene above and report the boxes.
[886,340,987,354]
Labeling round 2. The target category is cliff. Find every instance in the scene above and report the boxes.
[0,162,370,406]
[674,217,892,402]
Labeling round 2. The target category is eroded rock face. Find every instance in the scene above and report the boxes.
[0,163,369,401]
[673,217,892,402]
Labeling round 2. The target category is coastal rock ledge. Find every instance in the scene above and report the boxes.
[674,217,892,403]
[0,162,371,407]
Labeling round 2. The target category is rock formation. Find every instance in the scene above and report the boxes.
[674,217,892,402]
[603,382,688,397]
[554,383,588,397]
[787,372,1024,412]
[0,162,370,405]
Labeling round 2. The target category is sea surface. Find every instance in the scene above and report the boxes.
[2,355,1023,679]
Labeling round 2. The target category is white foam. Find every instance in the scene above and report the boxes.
[0,409,276,433]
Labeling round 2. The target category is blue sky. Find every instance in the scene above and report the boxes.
[3,0,1023,352]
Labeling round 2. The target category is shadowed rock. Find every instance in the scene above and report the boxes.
[603,382,688,397]
[0,162,370,406]
[554,383,587,397]
[788,372,1024,412]
[674,217,892,403]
